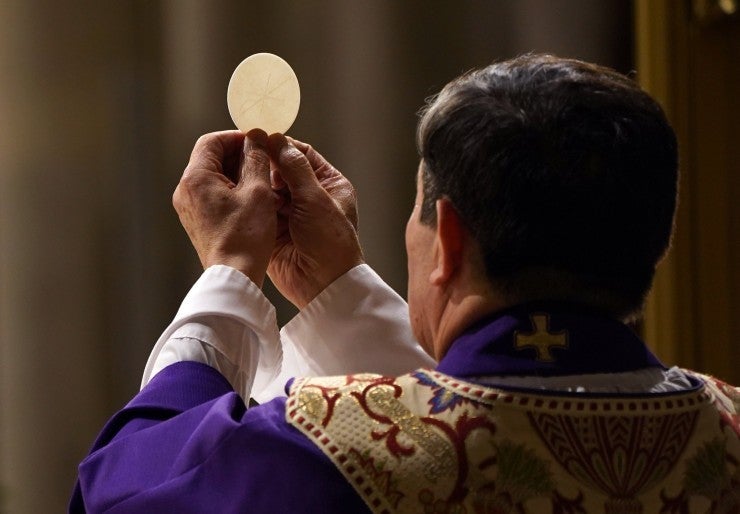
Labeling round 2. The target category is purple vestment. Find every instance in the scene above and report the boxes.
[70,304,685,513]
[69,362,367,513]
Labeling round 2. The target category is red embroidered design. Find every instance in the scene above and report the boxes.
[347,448,405,509]
[286,370,740,514]
[529,411,698,510]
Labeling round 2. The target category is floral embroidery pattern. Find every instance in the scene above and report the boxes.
[414,371,469,414]
[700,373,740,437]
[347,448,404,509]
[286,370,740,514]
[660,438,740,513]
[415,441,557,514]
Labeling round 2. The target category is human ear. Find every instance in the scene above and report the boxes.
[429,198,465,286]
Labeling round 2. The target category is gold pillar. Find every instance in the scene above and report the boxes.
[637,0,740,382]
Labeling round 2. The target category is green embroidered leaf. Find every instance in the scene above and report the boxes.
[495,441,554,501]
[683,438,730,498]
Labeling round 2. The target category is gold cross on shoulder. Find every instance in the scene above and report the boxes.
[514,314,569,362]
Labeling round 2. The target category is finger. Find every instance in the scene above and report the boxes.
[287,137,337,180]
[287,137,311,155]
[283,136,358,229]
[267,133,321,193]
[186,130,245,176]
[270,163,286,190]
[240,129,271,187]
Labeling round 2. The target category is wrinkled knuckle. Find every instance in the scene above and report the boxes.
[174,172,205,202]
[282,148,306,168]
[248,149,271,169]
[345,181,357,197]
[248,182,273,201]
[172,187,182,210]
[172,180,192,209]
[178,172,200,191]
[334,175,352,190]
[194,133,212,148]
[336,181,357,202]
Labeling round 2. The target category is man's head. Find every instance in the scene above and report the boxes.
[407,54,678,352]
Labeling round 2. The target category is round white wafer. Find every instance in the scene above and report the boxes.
[227,53,300,134]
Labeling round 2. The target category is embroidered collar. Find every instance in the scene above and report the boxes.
[436,303,665,379]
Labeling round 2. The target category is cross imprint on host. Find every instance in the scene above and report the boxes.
[239,73,293,115]
[514,314,569,361]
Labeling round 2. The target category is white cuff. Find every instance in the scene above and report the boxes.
[253,264,435,402]
[141,265,282,399]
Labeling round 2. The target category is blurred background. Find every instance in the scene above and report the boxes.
[0,1,737,512]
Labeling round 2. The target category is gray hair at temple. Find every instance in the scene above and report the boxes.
[416,54,679,322]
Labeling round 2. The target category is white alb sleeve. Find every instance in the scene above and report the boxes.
[253,264,436,402]
[141,265,282,401]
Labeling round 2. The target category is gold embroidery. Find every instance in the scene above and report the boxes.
[287,372,734,514]
[514,314,569,361]
[367,385,456,482]
[297,389,327,422]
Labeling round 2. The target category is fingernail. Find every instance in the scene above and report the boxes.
[271,168,286,189]
[246,128,268,149]
[267,132,288,155]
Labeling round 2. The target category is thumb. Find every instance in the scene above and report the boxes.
[268,133,321,194]
[240,129,271,187]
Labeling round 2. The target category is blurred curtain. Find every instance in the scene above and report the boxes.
[0,1,631,511]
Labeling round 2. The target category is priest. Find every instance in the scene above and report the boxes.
[70,54,739,513]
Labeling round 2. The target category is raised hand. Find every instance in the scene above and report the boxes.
[173,129,278,287]
[266,134,364,308]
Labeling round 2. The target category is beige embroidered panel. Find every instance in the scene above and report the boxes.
[286,369,740,514]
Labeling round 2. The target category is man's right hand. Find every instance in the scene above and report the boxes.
[266,134,364,308]
[172,130,277,288]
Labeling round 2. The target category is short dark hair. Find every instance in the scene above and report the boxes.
[416,54,678,320]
